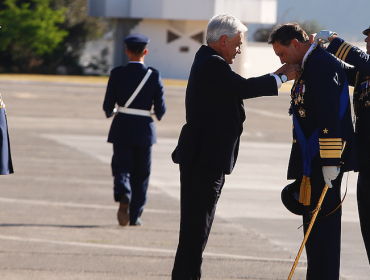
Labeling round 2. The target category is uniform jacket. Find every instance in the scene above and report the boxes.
[172,45,278,174]
[103,63,166,146]
[0,94,13,175]
[327,37,370,167]
[287,45,357,180]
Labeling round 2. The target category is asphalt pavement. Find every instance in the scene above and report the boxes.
[0,76,367,279]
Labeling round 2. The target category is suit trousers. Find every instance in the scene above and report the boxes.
[172,163,225,280]
[357,163,370,264]
[111,144,152,224]
[303,162,343,280]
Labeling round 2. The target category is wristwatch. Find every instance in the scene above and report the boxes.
[277,73,288,83]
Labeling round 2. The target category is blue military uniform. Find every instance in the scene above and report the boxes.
[288,44,357,280]
[326,33,370,264]
[0,93,13,175]
[103,34,166,225]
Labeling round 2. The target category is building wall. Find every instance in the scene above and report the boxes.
[131,19,207,79]
[86,0,277,78]
[89,0,277,23]
[128,19,245,79]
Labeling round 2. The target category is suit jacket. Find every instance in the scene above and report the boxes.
[0,94,13,175]
[103,62,166,146]
[287,46,357,180]
[327,37,370,168]
[172,45,278,174]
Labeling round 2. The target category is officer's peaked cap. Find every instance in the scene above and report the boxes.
[363,26,370,36]
[124,34,150,46]
[281,180,304,216]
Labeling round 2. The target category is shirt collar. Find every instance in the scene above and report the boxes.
[301,43,316,68]
[128,61,144,64]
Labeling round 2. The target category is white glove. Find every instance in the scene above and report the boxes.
[322,166,340,188]
[314,30,337,44]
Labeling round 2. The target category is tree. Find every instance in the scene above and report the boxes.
[253,20,325,43]
[44,0,110,74]
[0,0,110,74]
[0,0,68,72]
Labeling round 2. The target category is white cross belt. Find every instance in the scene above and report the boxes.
[116,106,152,117]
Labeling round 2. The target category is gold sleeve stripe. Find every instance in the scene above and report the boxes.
[341,43,353,61]
[320,150,342,158]
[335,42,347,58]
[319,142,342,146]
[337,42,353,61]
[320,146,342,149]
[337,43,351,60]
[319,138,342,142]
[337,43,349,60]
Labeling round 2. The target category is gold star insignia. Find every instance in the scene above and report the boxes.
[323,128,329,134]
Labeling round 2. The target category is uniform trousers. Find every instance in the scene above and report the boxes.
[302,162,343,280]
[172,163,225,280]
[112,144,152,224]
[357,163,370,264]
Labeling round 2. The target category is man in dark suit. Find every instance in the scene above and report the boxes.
[103,34,166,226]
[315,27,370,265]
[270,23,357,280]
[171,14,299,280]
[0,93,13,175]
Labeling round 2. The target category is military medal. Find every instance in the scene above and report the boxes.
[298,107,306,117]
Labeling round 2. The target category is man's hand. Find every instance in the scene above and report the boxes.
[309,33,316,44]
[314,30,338,44]
[275,64,301,81]
[322,166,340,188]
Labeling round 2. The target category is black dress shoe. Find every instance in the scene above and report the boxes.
[117,195,130,226]
[117,203,129,226]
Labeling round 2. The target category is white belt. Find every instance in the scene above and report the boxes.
[116,106,151,117]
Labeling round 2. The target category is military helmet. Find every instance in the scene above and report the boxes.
[363,26,370,36]
[281,180,304,215]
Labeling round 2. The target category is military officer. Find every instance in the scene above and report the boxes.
[103,34,166,226]
[315,27,370,264]
[269,23,357,280]
[0,93,13,175]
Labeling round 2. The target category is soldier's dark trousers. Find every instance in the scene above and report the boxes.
[172,163,225,280]
[112,144,152,224]
[303,162,343,280]
[357,163,370,264]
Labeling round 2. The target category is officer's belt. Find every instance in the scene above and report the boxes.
[116,106,151,117]
[116,68,153,117]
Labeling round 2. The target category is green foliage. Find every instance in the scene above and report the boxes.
[0,0,68,72]
[253,20,325,43]
[43,0,110,74]
[0,0,110,74]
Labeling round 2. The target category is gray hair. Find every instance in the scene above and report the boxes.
[206,14,248,43]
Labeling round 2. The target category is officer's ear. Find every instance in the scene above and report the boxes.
[143,48,148,56]
[291,39,300,51]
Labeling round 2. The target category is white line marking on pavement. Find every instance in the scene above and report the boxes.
[0,235,304,264]
[0,197,177,214]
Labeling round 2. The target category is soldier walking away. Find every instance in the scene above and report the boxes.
[103,34,166,226]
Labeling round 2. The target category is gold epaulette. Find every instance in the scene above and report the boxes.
[319,138,342,158]
[335,41,354,62]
